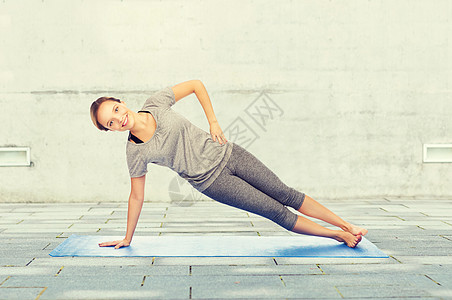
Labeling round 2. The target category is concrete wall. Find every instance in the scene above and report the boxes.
[1,0,451,203]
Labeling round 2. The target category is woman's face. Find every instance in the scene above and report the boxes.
[97,100,134,132]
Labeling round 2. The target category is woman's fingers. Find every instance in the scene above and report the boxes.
[114,239,130,249]
[218,135,227,145]
[98,239,130,249]
[98,240,121,247]
[210,123,227,145]
[212,133,227,145]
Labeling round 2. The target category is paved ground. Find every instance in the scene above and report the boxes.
[1,198,452,299]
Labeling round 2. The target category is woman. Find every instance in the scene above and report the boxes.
[90,80,367,249]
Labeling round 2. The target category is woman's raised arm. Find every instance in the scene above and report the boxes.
[172,80,227,145]
[98,175,146,249]
[172,80,218,125]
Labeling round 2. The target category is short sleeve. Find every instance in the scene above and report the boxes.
[141,86,176,111]
[126,147,148,178]
[128,160,148,178]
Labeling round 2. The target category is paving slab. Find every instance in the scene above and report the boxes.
[2,274,145,290]
[2,251,50,260]
[0,287,46,300]
[281,273,437,289]
[377,240,452,249]
[258,231,293,236]
[274,257,396,265]
[426,273,452,286]
[37,280,162,300]
[39,288,184,300]
[28,257,154,267]
[57,265,188,276]
[191,264,322,276]
[0,266,61,276]
[383,248,452,257]
[154,257,276,266]
[382,235,449,242]
[191,280,289,299]
[0,257,36,267]
[318,263,450,275]
[394,255,452,264]
[159,231,259,236]
[161,221,253,228]
[336,285,432,298]
[1,213,34,219]
[426,287,452,298]
[365,298,441,300]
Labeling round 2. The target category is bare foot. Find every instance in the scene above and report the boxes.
[344,223,368,236]
[334,232,362,248]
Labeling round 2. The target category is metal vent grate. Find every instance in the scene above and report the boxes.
[423,144,452,163]
[0,147,31,166]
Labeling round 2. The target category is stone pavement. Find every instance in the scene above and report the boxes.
[1,198,452,299]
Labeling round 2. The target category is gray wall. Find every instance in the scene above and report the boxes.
[1,0,451,203]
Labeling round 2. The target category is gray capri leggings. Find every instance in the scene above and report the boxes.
[201,142,305,231]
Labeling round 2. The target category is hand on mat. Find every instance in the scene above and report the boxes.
[210,121,227,145]
[98,238,130,249]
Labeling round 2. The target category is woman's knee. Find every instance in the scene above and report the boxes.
[268,206,299,231]
[275,187,305,210]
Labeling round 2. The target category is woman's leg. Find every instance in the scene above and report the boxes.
[202,143,363,247]
[226,144,367,237]
[298,195,368,236]
[292,215,362,248]
[202,168,362,248]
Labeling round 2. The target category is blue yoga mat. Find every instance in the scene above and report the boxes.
[49,235,388,258]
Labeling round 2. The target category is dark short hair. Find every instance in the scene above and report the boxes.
[90,97,121,131]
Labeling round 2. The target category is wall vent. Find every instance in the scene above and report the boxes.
[423,144,452,163]
[0,147,31,166]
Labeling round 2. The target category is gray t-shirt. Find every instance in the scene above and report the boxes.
[126,86,233,193]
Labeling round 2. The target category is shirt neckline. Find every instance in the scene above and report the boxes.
[127,110,158,146]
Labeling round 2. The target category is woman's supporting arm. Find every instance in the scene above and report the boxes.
[125,175,146,242]
[124,197,144,243]
[99,175,146,249]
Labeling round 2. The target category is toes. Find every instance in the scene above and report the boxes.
[356,235,362,244]
[347,235,362,248]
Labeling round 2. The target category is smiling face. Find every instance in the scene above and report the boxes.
[96,100,135,132]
